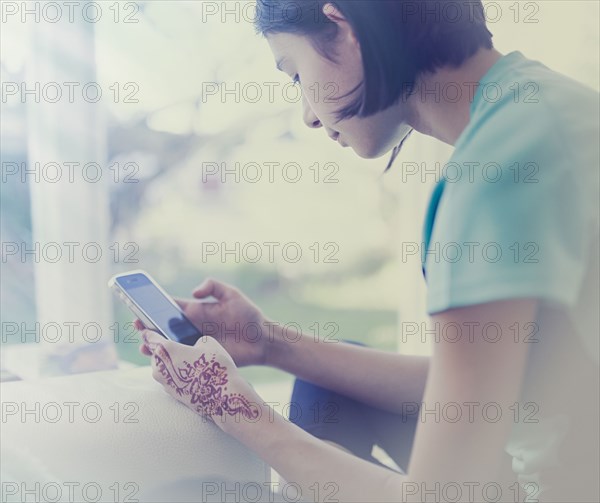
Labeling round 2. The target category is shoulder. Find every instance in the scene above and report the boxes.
[424,60,599,314]
[444,56,599,217]
[458,54,599,176]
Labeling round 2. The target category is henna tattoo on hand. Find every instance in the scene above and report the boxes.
[152,343,260,420]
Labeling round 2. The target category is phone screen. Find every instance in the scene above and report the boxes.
[117,273,202,346]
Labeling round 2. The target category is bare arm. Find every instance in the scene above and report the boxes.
[244,298,535,502]
[266,326,430,414]
[405,298,535,500]
[165,278,430,415]
[143,298,535,502]
[231,401,408,503]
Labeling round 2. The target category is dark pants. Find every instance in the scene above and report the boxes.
[288,341,418,474]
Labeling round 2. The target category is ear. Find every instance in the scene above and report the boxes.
[322,3,360,48]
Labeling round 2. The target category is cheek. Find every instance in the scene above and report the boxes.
[301,79,341,125]
[296,51,394,158]
[302,60,360,125]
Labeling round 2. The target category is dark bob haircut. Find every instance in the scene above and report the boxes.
[254,0,494,121]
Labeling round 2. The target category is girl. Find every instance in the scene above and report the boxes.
[139,1,599,501]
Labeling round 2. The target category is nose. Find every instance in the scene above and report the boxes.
[302,95,322,129]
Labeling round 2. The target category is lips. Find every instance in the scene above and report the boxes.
[327,131,348,147]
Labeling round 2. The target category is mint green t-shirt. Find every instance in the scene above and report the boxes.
[422,51,599,501]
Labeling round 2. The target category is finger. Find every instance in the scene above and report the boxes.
[141,329,166,354]
[139,343,152,356]
[173,296,211,327]
[192,278,229,300]
[134,319,146,331]
[151,362,163,382]
[173,296,202,319]
[173,297,194,312]
[150,342,174,380]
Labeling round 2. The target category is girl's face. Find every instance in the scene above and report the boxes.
[267,31,414,159]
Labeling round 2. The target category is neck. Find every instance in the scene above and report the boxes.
[407,47,504,145]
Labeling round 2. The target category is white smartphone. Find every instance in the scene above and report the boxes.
[108,269,202,346]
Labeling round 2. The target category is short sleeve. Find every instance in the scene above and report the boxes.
[425,92,597,315]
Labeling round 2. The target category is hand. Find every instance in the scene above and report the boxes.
[141,329,262,431]
[137,278,273,367]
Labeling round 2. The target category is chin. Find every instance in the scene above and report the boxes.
[350,141,390,159]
